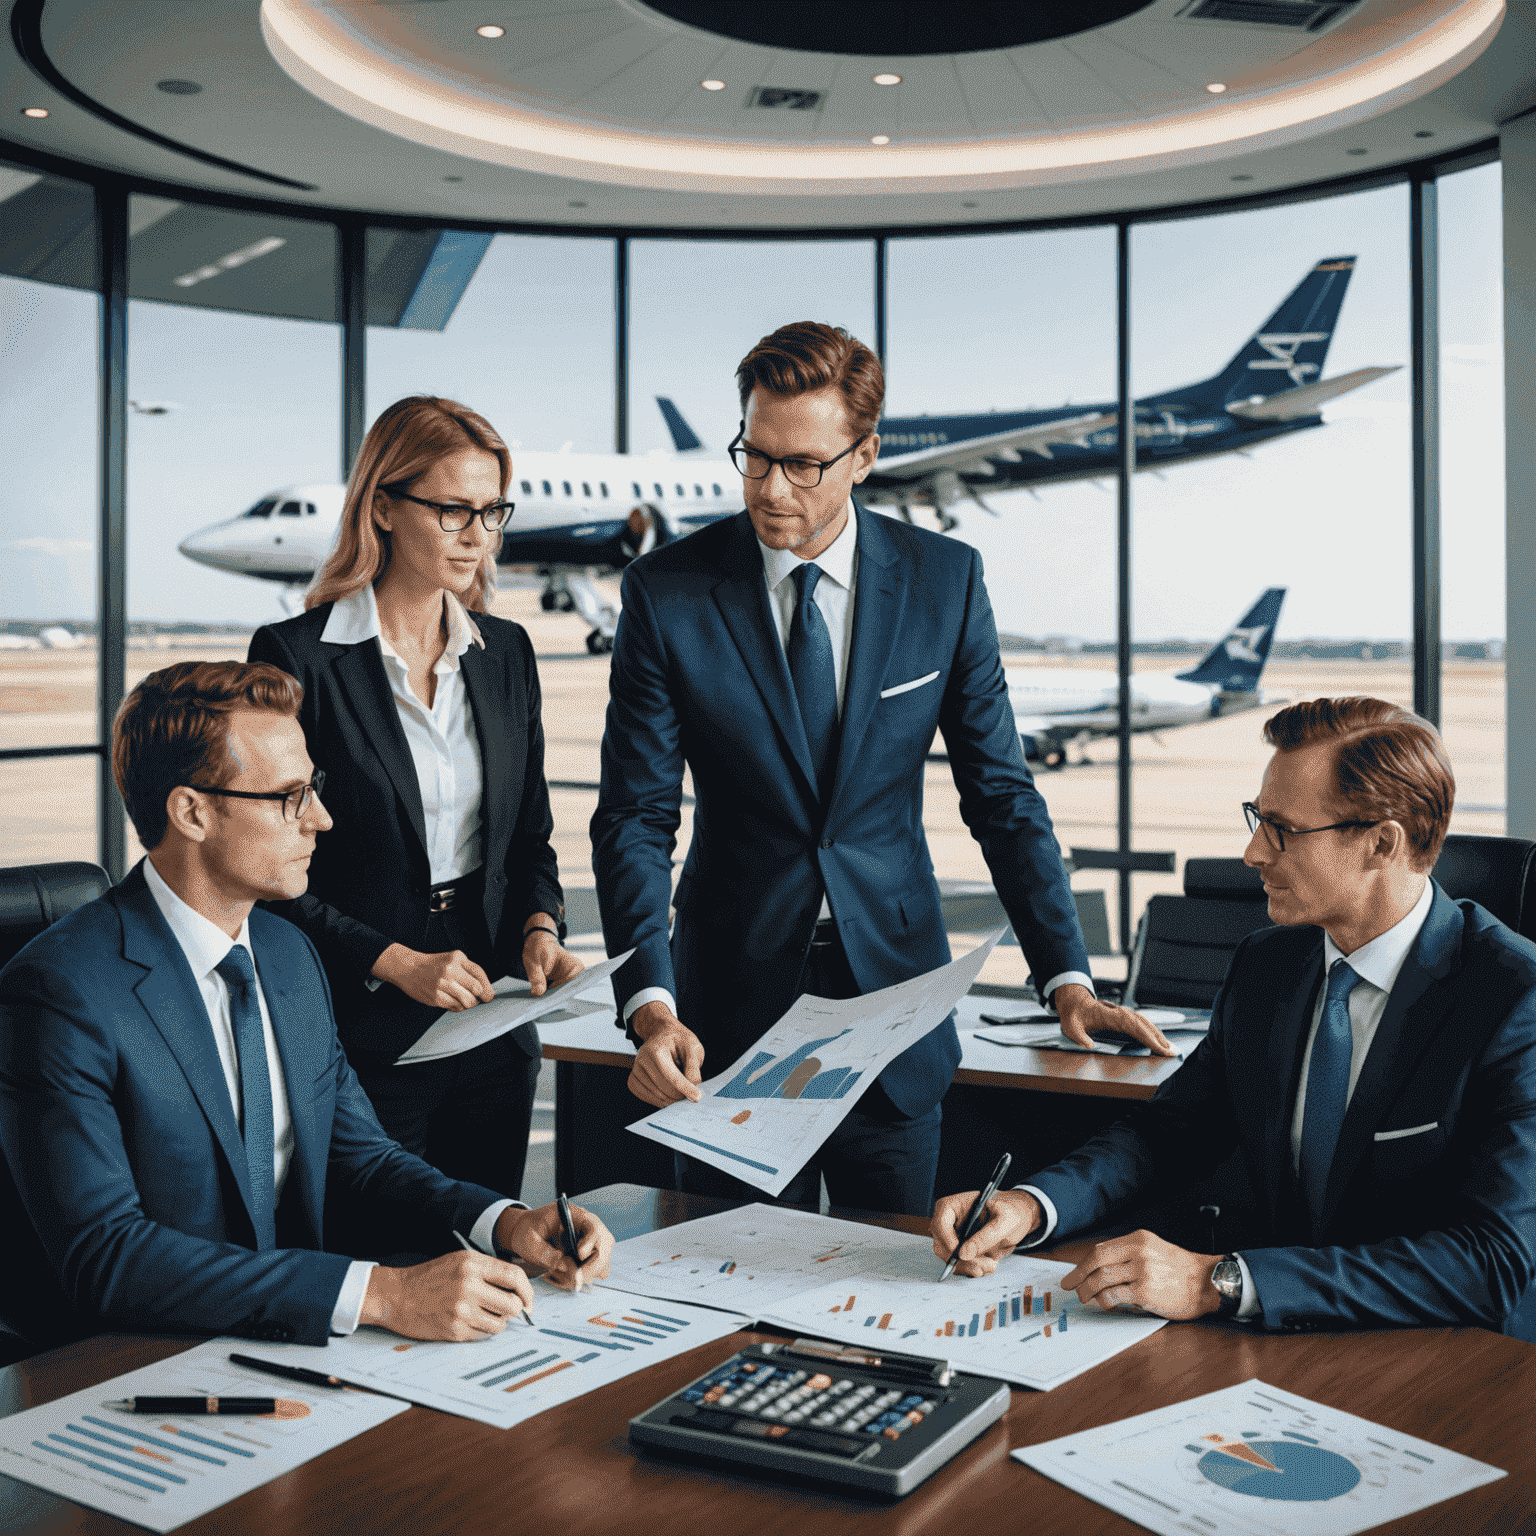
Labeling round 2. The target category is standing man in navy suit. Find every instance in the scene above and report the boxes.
[592,322,1172,1216]
[932,699,1536,1340]
[0,662,612,1348]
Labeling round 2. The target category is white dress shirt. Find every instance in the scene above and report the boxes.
[144,858,519,1334]
[1018,879,1435,1320]
[321,584,486,884]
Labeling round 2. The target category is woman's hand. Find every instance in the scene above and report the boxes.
[372,943,495,1011]
[522,922,585,996]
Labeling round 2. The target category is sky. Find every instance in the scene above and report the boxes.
[0,163,1503,642]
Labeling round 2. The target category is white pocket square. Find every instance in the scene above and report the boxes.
[880,670,940,699]
[1373,1121,1439,1142]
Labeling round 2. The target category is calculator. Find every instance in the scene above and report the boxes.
[628,1338,1011,1497]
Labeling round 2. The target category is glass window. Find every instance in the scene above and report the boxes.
[582,481,592,496]
[712,483,722,496]
[654,482,663,497]
[0,756,99,865]
[563,480,572,496]
[278,500,303,516]
[1438,161,1504,835]
[542,479,552,496]
[521,479,532,495]
[1130,186,1412,932]
[600,481,609,497]
[633,481,642,498]
[888,227,1119,983]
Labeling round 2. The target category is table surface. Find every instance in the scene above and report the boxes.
[2,1184,1531,1536]
[538,993,1184,1100]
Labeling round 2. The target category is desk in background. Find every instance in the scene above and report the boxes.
[1,1184,1530,1536]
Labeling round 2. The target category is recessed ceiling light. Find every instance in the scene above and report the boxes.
[442,175,463,183]
[173,236,286,289]
[475,24,505,39]
[1414,129,1435,138]
[873,73,902,85]
[1231,173,1254,181]
[961,200,978,207]
[568,199,587,207]
[1206,82,1227,94]
[1346,147,1368,155]
[701,79,726,91]
[870,135,890,145]
[21,106,49,119]
[156,79,202,95]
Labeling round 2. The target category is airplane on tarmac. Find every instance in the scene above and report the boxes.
[1004,587,1286,769]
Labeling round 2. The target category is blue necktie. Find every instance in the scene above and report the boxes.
[787,562,839,799]
[1298,959,1361,1229]
[215,945,277,1252]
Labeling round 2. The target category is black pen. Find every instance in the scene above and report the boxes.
[939,1152,1013,1282]
[106,1396,297,1416]
[454,1228,535,1325]
[557,1191,583,1280]
[228,1353,344,1388]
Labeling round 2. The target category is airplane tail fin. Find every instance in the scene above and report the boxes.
[1196,258,1357,410]
[1176,587,1285,691]
[656,397,704,452]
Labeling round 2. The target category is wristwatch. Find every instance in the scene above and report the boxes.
[1211,1257,1243,1317]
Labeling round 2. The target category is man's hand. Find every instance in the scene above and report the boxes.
[930,1188,1042,1277]
[360,1249,535,1341]
[627,1002,705,1107]
[495,1203,615,1291]
[1061,1230,1222,1320]
[372,944,495,1011]
[1053,983,1175,1055]
[522,922,584,997]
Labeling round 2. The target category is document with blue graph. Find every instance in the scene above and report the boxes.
[245,1277,745,1428]
[760,1250,1167,1391]
[628,931,1005,1196]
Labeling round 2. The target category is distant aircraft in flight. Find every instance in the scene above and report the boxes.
[863,258,1395,528]
[1003,588,1286,769]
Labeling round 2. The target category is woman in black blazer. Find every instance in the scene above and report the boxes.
[249,395,582,1209]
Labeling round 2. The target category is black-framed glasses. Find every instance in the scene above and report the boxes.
[727,426,868,489]
[1242,800,1379,852]
[385,489,515,532]
[189,770,326,822]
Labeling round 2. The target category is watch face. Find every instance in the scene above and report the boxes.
[1212,1260,1243,1299]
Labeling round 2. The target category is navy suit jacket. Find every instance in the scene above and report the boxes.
[1029,884,1536,1339]
[0,865,504,1347]
[591,505,1089,1116]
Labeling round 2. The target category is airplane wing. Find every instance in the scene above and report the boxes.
[1226,365,1399,421]
[870,412,1117,481]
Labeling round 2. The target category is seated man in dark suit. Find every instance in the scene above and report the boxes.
[932,697,1536,1340]
[0,661,613,1348]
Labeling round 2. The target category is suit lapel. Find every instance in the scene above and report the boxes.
[333,639,428,859]
[116,870,258,1232]
[1320,884,1461,1227]
[1263,937,1323,1223]
[459,640,517,863]
[711,513,819,801]
[828,505,906,819]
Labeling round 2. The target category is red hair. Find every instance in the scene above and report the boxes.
[736,322,884,438]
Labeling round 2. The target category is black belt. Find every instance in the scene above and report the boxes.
[428,867,483,913]
[810,918,838,948]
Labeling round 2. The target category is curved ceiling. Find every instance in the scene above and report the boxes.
[0,0,1527,230]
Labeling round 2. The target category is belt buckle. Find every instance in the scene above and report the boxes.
[429,886,455,914]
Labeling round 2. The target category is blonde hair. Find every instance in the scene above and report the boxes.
[307,396,511,613]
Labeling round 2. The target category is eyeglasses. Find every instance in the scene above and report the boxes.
[727,426,868,489]
[189,770,326,821]
[1242,800,1379,852]
[385,489,515,532]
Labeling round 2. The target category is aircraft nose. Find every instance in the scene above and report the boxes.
[178,520,247,572]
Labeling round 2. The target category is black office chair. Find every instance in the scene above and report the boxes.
[0,861,113,1366]
[1431,833,1536,942]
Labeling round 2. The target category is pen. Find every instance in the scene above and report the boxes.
[105,1396,293,1415]
[939,1151,1013,1282]
[455,1228,535,1325]
[557,1192,583,1284]
[228,1353,343,1388]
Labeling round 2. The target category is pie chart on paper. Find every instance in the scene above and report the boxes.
[1191,1435,1363,1500]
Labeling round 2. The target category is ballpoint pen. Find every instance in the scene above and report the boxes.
[106,1396,302,1416]
[939,1151,1012,1282]
[557,1192,584,1287]
[228,1353,343,1388]
[454,1227,535,1325]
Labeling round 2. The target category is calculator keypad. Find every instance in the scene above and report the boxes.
[681,1360,941,1443]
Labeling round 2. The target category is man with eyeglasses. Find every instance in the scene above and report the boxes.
[0,661,614,1350]
[931,696,1536,1341]
[592,321,1172,1218]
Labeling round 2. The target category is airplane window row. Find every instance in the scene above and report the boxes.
[508,478,725,503]
[515,479,614,498]
[241,498,316,518]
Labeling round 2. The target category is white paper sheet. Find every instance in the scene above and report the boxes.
[760,1249,1167,1391]
[396,948,633,1063]
[0,1339,409,1533]
[627,931,1004,1196]
[1013,1378,1506,1535]
[243,1276,744,1428]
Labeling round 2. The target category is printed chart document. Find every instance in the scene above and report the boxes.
[629,931,1004,1196]
[598,1203,935,1318]
[247,1277,743,1428]
[761,1250,1167,1391]
[0,1339,408,1533]
[396,948,632,1064]
[1014,1378,1505,1535]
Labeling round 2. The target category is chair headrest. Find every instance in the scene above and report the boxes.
[1182,858,1267,902]
[0,862,112,970]
[1431,834,1536,941]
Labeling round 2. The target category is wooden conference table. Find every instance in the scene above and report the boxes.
[1,1184,1531,1536]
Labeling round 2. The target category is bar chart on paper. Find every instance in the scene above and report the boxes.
[761,1255,1167,1390]
[248,1282,745,1429]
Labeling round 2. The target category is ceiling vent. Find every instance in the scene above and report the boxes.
[746,87,824,111]
[1178,0,1358,30]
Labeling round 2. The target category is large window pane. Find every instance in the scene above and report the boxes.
[1130,188,1413,929]
[887,228,1119,986]
[1439,161,1505,835]
[0,756,98,865]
